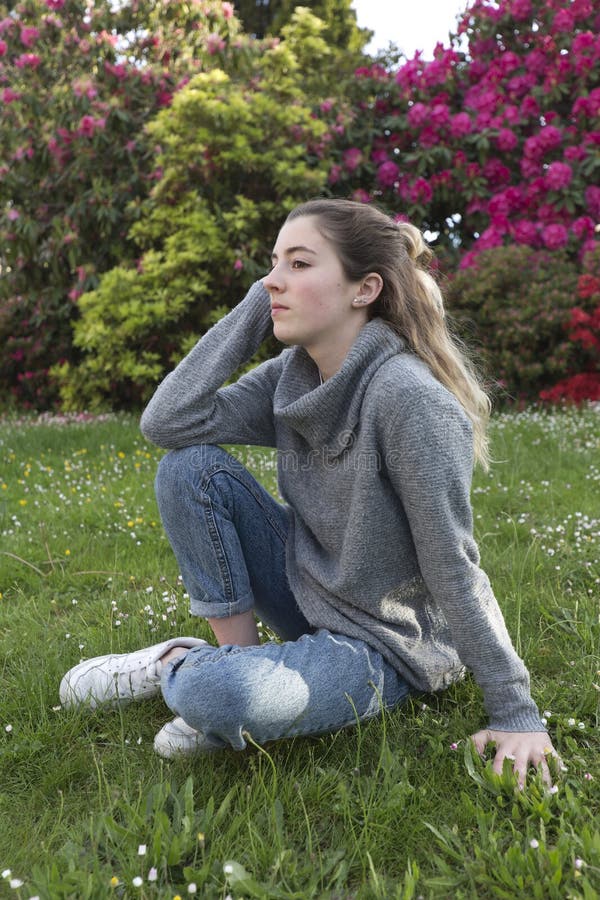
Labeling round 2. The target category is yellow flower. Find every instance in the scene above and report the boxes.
[65,549,71,556]
[19,499,27,506]
[118,451,125,459]
[110,876,119,887]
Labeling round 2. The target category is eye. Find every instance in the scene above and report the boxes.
[291,259,309,269]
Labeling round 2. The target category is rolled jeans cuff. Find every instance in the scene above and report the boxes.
[189,591,255,620]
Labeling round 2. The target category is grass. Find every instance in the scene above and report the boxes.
[0,406,598,899]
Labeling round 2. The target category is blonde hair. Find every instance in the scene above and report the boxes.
[286,199,491,469]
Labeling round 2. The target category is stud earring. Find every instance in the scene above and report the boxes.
[353,297,368,305]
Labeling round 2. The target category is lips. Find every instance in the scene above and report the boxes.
[270,304,289,314]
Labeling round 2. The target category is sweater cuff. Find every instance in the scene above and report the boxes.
[482,679,546,732]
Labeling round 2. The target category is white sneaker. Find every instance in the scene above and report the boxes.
[154,717,221,758]
[59,637,208,709]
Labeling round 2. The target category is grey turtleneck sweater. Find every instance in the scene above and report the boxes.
[141,281,545,733]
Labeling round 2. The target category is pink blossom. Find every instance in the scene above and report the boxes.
[476,226,504,251]
[222,2,234,18]
[545,161,572,190]
[328,164,342,185]
[449,112,472,137]
[542,223,569,249]
[537,203,558,224]
[430,103,450,128]
[520,96,539,119]
[520,157,541,178]
[77,116,96,137]
[496,128,518,152]
[503,105,520,125]
[513,220,538,246]
[571,217,595,239]
[510,0,532,21]
[585,186,600,219]
[2,87,23,103]
[564,145,587,162]
[14,53,42,69]
[488,193,511,218]
[104,61,128,80]
[320,100,334,114]
[552,9,575,34]
[419,127,439,148]
[407,102,428,128]
[206,32,225,55]
[20,26,40,48]
[538,125,563,151]
[156,90,172,107]
[525,49,548,77]
[351,189,371,204]
[409,177,433,205]
[377,161,399,188]
[459,250,478,270]
[524,135,543,159]
[233,259,243,272]
[572,32,595,54]
[0,39,6,56]
[7,208,20,221]
[483,159,511,187]
[45,0,66,8]
[371,149,388,164]
[342,148,363,172]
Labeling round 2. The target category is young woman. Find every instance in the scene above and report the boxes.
[60,199,557,785]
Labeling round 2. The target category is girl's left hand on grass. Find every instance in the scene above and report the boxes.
[471,728,560,789]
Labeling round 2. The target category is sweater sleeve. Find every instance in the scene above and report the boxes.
[140,280,282,449]
[383,386,544,733]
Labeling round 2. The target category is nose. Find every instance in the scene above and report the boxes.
[263,263,283,293]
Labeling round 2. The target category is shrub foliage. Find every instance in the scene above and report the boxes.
[56,18,331,409]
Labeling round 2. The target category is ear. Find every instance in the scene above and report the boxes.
[358,272,383,305]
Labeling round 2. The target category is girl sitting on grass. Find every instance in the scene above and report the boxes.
[60,198,557,785]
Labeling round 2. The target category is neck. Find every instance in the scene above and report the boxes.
[305,318,367,382]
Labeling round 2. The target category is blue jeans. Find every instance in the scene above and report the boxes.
[155,444,411,750]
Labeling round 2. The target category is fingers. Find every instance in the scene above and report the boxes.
[470,729,491,756]
[470,730,559,790]
[538,756,552,787]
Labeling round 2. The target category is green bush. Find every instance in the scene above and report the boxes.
[444,245,597,404]
[56,18,332,409]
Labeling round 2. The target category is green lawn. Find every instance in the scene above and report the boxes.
[0,407,598,899]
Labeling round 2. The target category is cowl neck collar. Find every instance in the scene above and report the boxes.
[273,318,403,457]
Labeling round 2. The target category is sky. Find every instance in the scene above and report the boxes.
[351,0,471,58]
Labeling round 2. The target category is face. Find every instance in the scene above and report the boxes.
[262,216,366,356]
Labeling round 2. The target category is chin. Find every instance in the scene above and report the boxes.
[272,324,300,346]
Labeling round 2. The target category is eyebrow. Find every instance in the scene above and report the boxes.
[270,245,318,261]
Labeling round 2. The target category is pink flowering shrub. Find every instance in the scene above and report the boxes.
[322,0,600,267]
[0,0,245,408]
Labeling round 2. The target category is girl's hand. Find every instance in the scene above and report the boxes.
[470,728,560,788]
